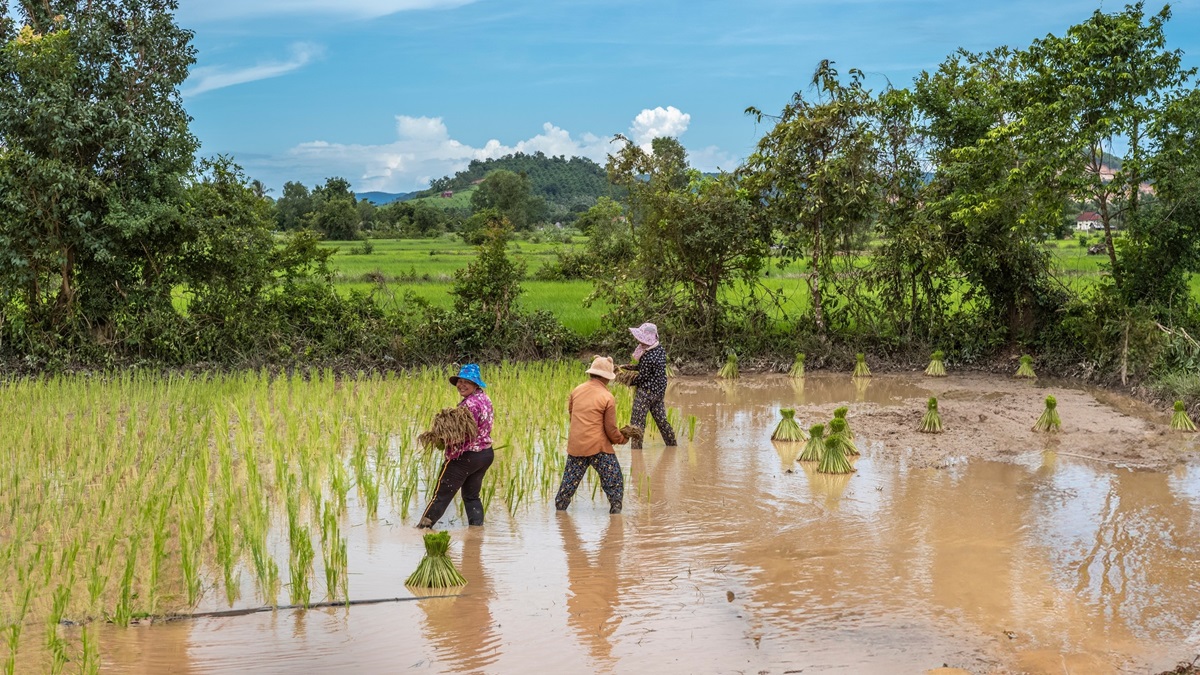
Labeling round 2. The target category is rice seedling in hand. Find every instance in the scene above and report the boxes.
[418,407,478,450]
[771,409,808,442]
[405,530,467,588]
[619,425,645,443]
[919,397,943,433]
[1171,400,1196,432]
[799,424,825,462]
[789,353,806,378]
[818,418,856,474]
[1015,354,1037,379]
[925,350,947,377]
[1032,395,1061,432]
[614,369,639,387]
[852,353,871,378]
[717,352,739,379]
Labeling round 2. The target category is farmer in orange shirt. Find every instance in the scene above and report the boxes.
[554,356,630,515]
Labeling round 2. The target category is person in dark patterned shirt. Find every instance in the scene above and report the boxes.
[621,322,677,449]
[418,363,495,528]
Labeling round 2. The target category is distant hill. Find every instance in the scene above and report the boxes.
[359,191,416,205]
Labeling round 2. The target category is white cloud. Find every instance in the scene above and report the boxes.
[250,107,737,193]
[184,43,324,96]
[179,0,477,21]
[629,105,691,150]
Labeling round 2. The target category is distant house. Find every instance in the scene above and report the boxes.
[441,190,454,198]
[1076,211,1102,231]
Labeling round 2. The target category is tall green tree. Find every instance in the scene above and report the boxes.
[742,60,879,337]
[0,0,197,341]
[275,181,313,231]
[470,169,546,230]
[307,177,360,240]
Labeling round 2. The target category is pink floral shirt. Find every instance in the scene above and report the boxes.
[446,390,493,460]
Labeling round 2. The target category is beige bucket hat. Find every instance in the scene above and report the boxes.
[585,355,617,380]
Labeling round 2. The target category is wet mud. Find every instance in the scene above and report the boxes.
[96,374,1200,674]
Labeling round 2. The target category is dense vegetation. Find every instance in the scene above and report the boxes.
[2,0,1199,402]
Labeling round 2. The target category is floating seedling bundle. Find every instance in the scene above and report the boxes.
[771,409,807,442]
[405,530,467,588]
[1171,401,1196,432]
[925,351,946,377]
[1032,395,1061,432]
[799,424,825,462]
[852,353,871,378]
[1015,355,1037,379]
[789,353,806,378]
[417,407,478,450]
[718,353,739,379]
[919,397,943,433]
[818,418,855,474]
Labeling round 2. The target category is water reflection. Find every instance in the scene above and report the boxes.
[558,516,626,671]
[415,531,499,674]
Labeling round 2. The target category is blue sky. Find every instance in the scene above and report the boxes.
[177,0,1200,195]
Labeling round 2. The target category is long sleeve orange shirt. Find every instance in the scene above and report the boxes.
[566,378,628,456]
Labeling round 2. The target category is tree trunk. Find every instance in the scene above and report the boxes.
[809,222,826,338]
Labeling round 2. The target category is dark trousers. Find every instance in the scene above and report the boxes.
[631,394,676,448]
[555,453,624,514]
[420,447,495,526]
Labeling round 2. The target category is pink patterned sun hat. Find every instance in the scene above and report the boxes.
[629,322,658,346]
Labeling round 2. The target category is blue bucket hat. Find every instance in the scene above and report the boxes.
[449,363,487,389]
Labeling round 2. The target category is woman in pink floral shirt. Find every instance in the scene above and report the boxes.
[418,363,495,528]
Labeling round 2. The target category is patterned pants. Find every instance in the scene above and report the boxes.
[631,394,677,448]
[554,454,624,514]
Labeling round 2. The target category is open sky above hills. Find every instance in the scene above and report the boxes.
[177,0,1200,195]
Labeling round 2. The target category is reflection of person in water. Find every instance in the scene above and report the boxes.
[415,531,498,673]
[558,516,625,667]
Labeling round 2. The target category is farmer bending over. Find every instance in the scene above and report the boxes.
[555,356,630,515]
[418,363,495,528]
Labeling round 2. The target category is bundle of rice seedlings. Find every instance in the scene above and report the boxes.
[798,424,825,462]
[818,418,856,474]
[925,350,947,377]
[619,425,645,442]
[919,397,943,433]
[717,353,739,379]
[417,407,478,451]
[614,369,639,387]
[666,361,679,378]
[852,353,871,378]
[1032,395,1061,432]
[405,531,467,588]
[789,353,806,378]
[771,409,808,442]
[833,406,855,441]
[1171,400,1197,432]
[1015,354,1037,379]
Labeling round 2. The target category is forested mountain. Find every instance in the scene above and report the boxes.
[418,152,614,217]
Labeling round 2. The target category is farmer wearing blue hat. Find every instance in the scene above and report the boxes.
[418,363,495,528]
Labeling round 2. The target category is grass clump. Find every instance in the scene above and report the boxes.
[1015,354,1037,379]
[405,531,467,588]
[771,409,808,442]
[925,350,946,377]
[919,397,943,433]
[1171,400,1197,432]
[418,406,478,450]
[818,418,856,474]
[799,424,825,462]
[789,353,806,378]
[1032,395,1061,432]
[852,352,871,378]
[717,352,739,379]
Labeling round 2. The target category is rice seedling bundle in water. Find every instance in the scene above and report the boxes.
[818,418,855,474]
[789,353,806,378]
[614,369,639,387]
[718,353,739,379]
[405,530,467,588]
[852,353,871,378]
[1032,395,1061,432]
[1016,355,1037,379]
[771,409,807,442]
[833,406,855,441]
[418,407,478,450]
[919,397,943,433]
[1171,400,1196,432]
[799,424,825,462]
[925,350,946,377]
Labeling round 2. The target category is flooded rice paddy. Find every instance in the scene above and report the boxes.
[87,369,1200,667]
[83,373,1200,674]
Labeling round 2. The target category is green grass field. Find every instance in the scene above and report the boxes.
[324,234,1195,337]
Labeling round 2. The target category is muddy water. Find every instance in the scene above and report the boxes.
[99,375,1200,674]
